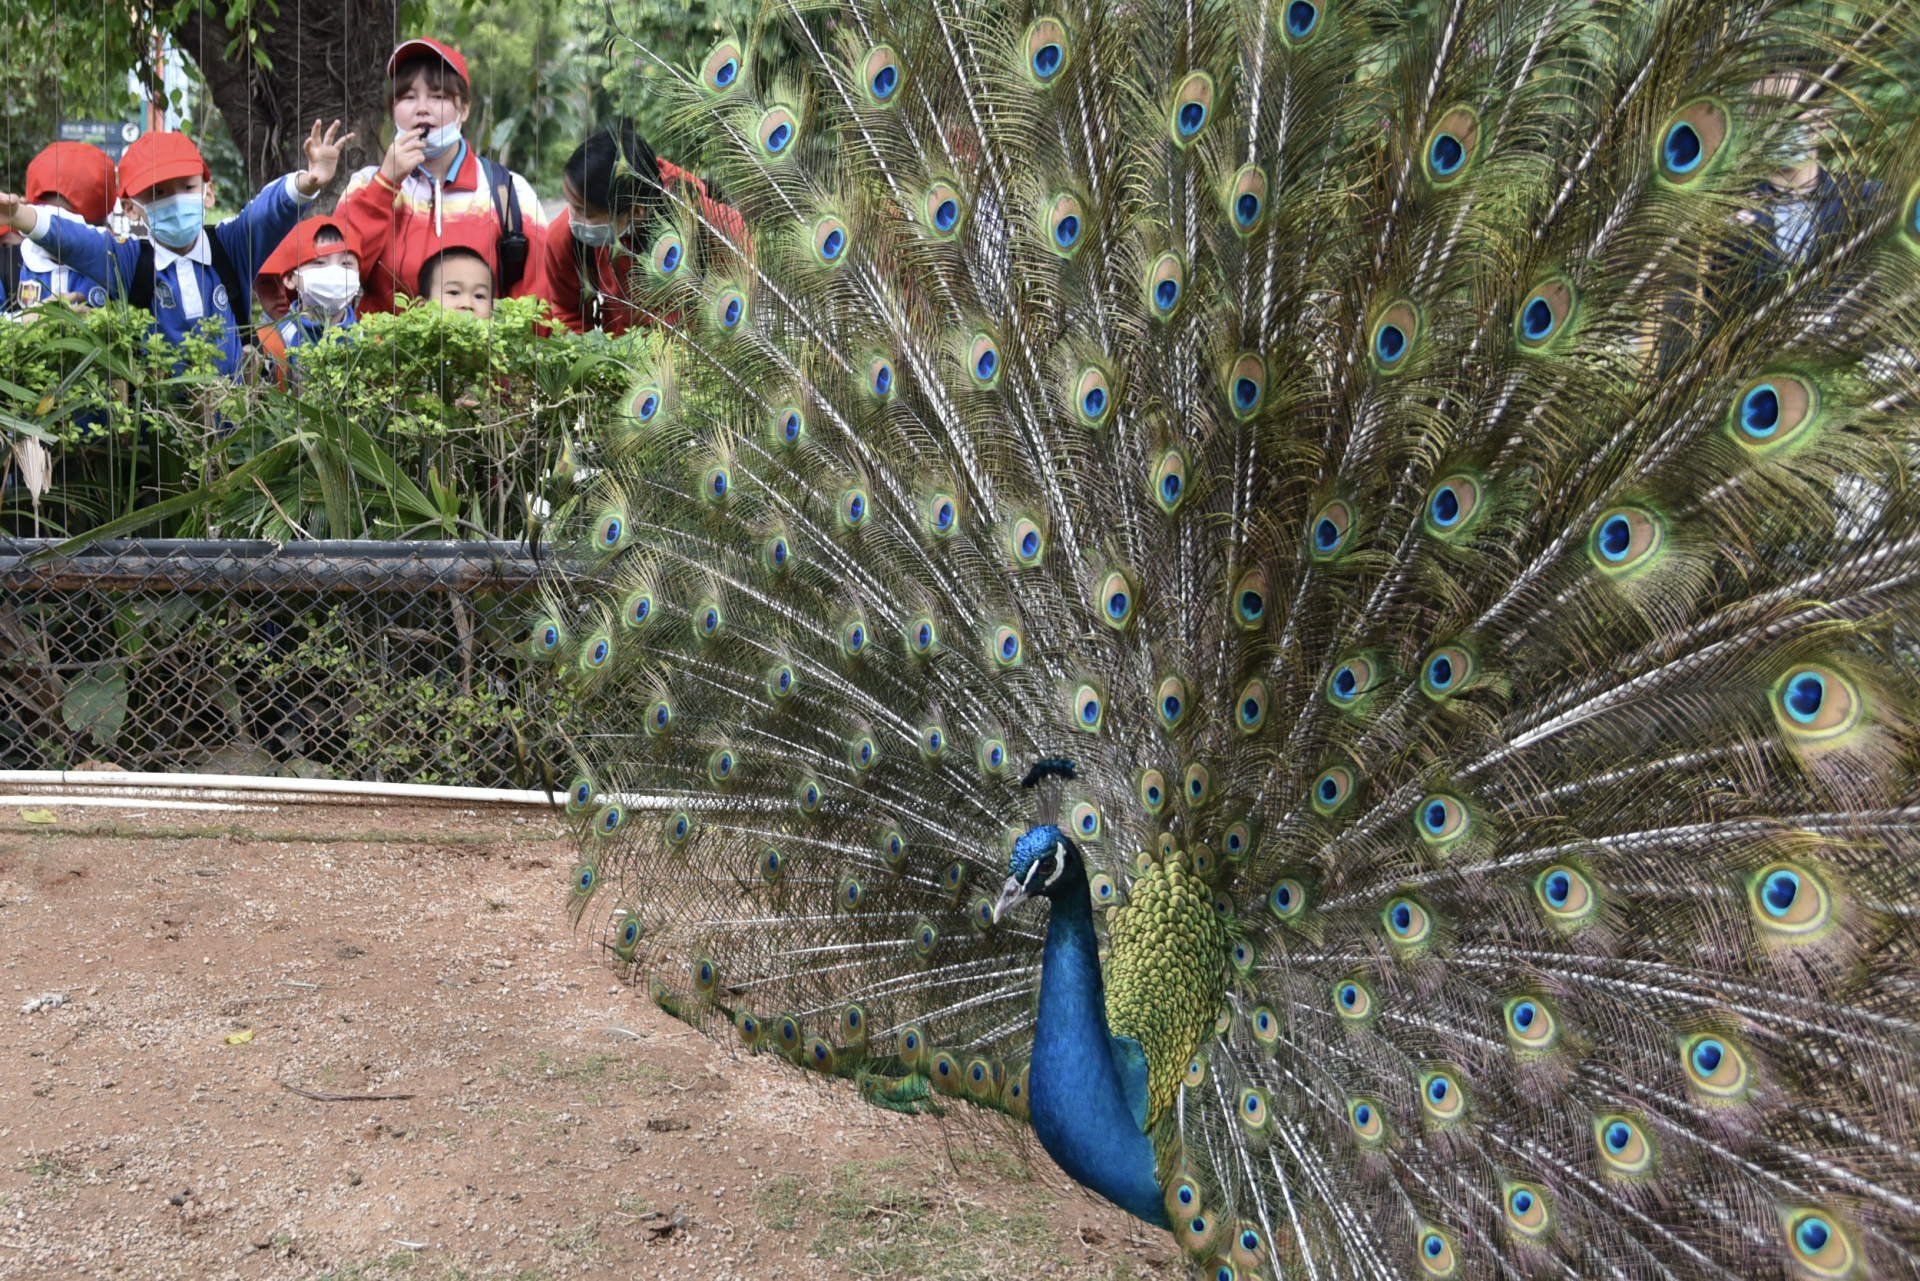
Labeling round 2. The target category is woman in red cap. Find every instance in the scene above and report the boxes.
[340,38,549,315]
[6,142,115,311]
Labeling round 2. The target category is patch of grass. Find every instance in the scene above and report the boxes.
[615,1194,650,1217]
[531,1050,621,1082]
[549,1219,601,1257]
[313,1252,420,1281]
[757,1173,805,1232]
[23,1156,63,1180]
[950,1144,1033,1183]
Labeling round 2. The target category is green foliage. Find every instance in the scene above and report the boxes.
[0,297,632,542]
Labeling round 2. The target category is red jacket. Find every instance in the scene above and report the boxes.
[539,160,747,336]
[340,145,549,315]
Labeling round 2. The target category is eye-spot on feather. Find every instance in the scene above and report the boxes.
[1347,1097,1385,1144]
[1071,682,1105,732]
[773,1014,802,1056]
[1089,872,1116,908]
[929,1050,964,1095]
[1384,896,1433,948]
[1180,1210,1219,1256]
[756,107,798,159]
[1326,655,1378,706]
[837,874,867,913]
[794,776,823,815]
[1005,1064,1030,1119]
[1221,818,1254,861]
[1044,193,1085,255]
[861,45,901,106]
[1229,939,1256,978]
[592,507,628,554]
[759,845,784,883]
[1069,799,1101,840]
[1156,675,1191,729]
[575,631,613,677]
[761,532,791,575]
[1144,252,1186,318]
[1095,571,1135,630]
[565,775,596,815]
[664,809,692,846]
[1334,978,1374,1023]
[943,859,968,902]
[879,829,907,873]
[528,617,565,660]
[1750,863,1835,940]
[1517,277,1575,348]
[839,486,871,531]
[1503,1184,1552,1240]
[1268,879,1306,923]
[1235,679,1269,734]
[1152,450,1190,513]
[977,736,1007,776]
[862,353,898,401]
[710,284,747,333]
[1072,365,1113,426]
[1311,764,1355,816]
[1022,17,1071,84]
[1423,474,1483,538]
[1417,1228,1458,1277]
[707,747,738,786]
[965,1057,1002,1102]
[1682,1033,1752,1102]
[1658,99,1730,184]
[644,697,673,735]
[967,332,1001,386]
[700,39,743,93]
[991,624,1024,667]
[847,732,877,772]
[1421,644,1474,698]
[1536,863,1598,927]
[925,492,959,539]
[1772,665,1862,743]
[700,465,731,506]
[1419,1069,1466,1123]
[1731,375,1816,448]
[1226,166,1268,233]
[1230,570,1267,629]
[1504,996,1558,1052]
[1596,1114,1654,1177]
[918,721,949,760]
[1226,353,1266,419]
[1183,762,1212,808]
[1008,517,1046,566]
[1423,106,1479,185]
[764,662,796,701]
[1169,72,1215,145]
[647,228,683,277]
[1309,500,1353,558]
[1370,302,1419,372]
[733,1009,762,1046]
[1416,794,1469,848]
[1281,0,1324,44]
[1786,1210,1856,1279]
[905,614,938,657]
[624,380,662,424]
[1590,507,1664,573]
[922,179,965,239]
[570,862,597,900]
[610,909,642,960]
[1236,1087,1271,1134]
[909,919,939,962]
[1137,768,1169,815]
[811,215,850,266]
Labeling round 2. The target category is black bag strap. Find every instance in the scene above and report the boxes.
[479,155,529,292]
[128,231,251,342]
[0,241,22,308]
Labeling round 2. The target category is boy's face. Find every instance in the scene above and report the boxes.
[562,176,640,240]
[430,254,494,319]
[282,248,360,299]
[125,174,213,222]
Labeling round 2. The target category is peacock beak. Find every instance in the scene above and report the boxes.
[992,876,1030,924]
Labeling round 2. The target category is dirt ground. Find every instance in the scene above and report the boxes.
[0,799,1182,1281]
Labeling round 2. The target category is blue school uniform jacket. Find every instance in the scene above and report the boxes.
[11,215,109,310]
[26,175,312,376]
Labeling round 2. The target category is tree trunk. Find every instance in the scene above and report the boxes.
[169,0,397,209]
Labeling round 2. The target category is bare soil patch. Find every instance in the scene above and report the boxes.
[0,802,1178,1280]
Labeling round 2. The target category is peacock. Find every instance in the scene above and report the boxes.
[533,0,1920,1274]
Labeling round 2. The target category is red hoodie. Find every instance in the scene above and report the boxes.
[538,160,747,336]
[340,145,549,315]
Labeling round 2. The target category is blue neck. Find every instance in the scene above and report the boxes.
[1026,882,1170,1228]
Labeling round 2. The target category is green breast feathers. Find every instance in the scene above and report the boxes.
[1103,855,1227,1128]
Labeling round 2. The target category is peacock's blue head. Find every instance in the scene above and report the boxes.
[993,824,1086,922]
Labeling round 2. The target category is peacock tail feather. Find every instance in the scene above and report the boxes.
[538,0,1920,1273]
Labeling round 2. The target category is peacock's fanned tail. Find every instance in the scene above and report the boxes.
[541,0,1920,1274]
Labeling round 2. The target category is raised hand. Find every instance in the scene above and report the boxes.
[296,120,356,195]
[378,127,429,186]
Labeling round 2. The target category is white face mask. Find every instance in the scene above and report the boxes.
[570,216,615,247]
[419,120,464,160]
[296,264,361,316]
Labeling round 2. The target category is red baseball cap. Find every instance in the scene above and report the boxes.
[255,215,363,318]
[387,38,470,87]
[26,142,115,226]
[117,131,210,201]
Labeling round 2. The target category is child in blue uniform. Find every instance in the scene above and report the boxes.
[254,215,368,388]
[0,121,353,376]
[10,142,115,311]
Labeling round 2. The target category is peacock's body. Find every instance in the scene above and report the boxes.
[538,0,1920,1273]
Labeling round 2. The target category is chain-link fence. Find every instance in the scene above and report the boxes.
[0,539,566,789]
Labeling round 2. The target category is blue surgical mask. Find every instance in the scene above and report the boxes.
[420,121,464,160]
[140,192,205,249]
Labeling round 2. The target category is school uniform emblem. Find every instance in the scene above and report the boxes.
[154,281,177,311]
[16,281,42,307]
[86,286,108,308]
[212,284,230,313]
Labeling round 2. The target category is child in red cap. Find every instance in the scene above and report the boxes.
[254,215,369,387]
[340,38,548,315]
[0,121,352,379]
[7,142,116,311]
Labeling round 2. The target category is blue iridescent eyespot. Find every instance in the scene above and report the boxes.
[660,244,680,272]
[1521,297,1553,340]
[1429,134,1464,175]
[822,228,844,257]
[637,393,659,419]
[1284,0,1319,40]
[872,65,896,97]
[1375,323,1406,363]
[767,123,792,152]
[1606,1121,1630,1152]
[1237,193,1259,223]
[723,297,742,326]
[1663,122,1701,173]
[1046,193,1084,253]
[1056,214,1079,246]
[935,199,958,230]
